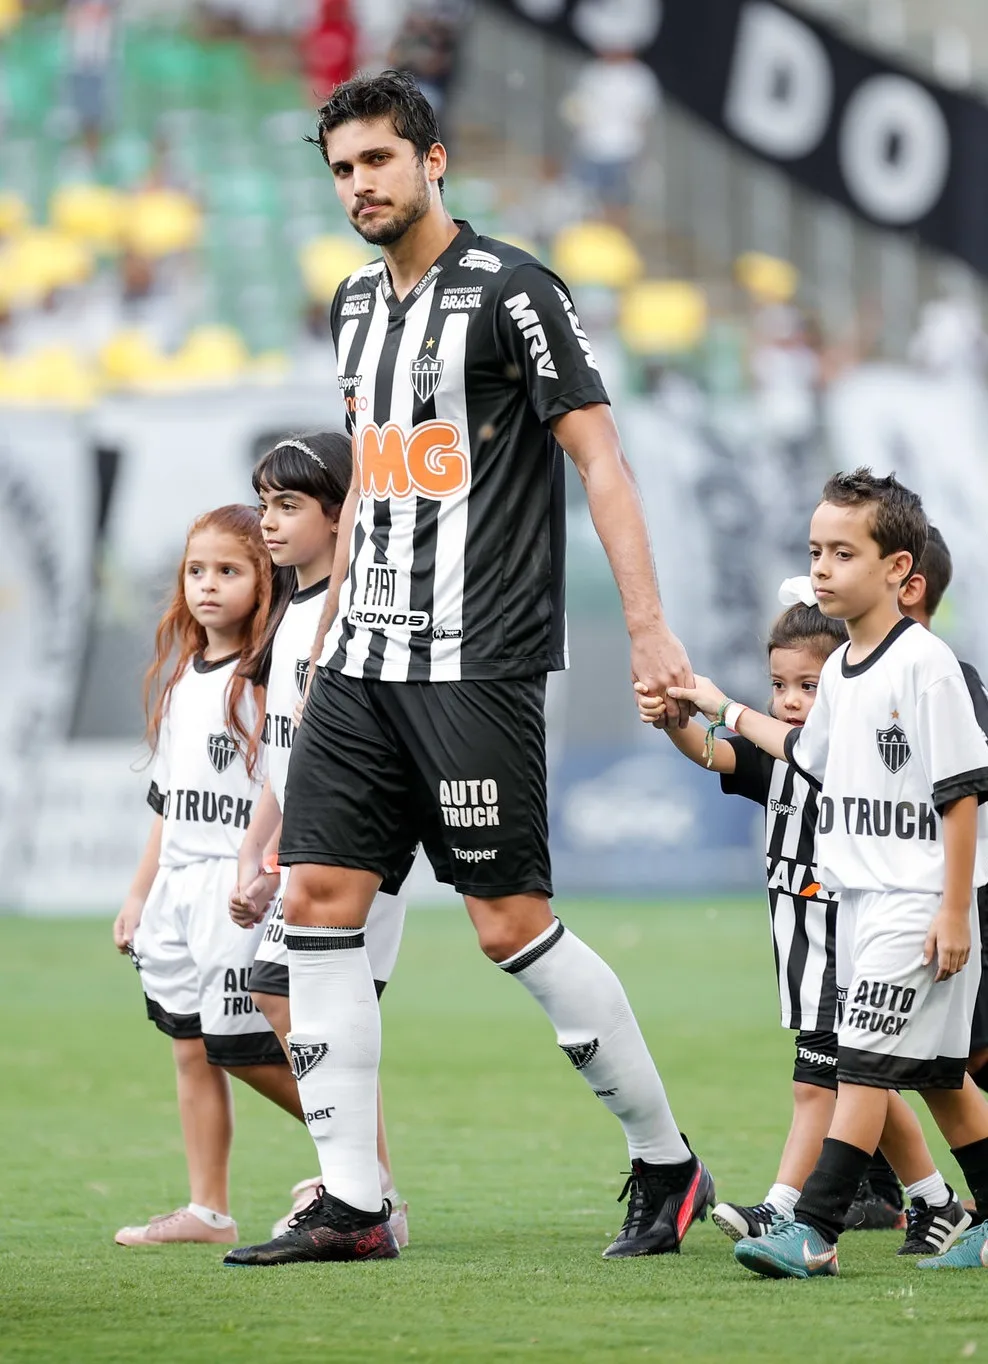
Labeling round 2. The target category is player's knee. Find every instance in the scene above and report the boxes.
[172,1035,208,1074]
[474,919,523,963]
[282,866,376,927]
[251,991,288,1039]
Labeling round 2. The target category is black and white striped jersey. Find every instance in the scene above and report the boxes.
[722,735,839,1032]
[319,221,609,683]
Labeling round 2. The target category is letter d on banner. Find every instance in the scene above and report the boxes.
[724,3,833,159]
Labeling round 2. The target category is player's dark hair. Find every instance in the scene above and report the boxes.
[145,504,271,778]
[820,467,928,576]
[305,68,445,193]
[913,523,952,617]
[768,602,848,661]
[241,432,352,687]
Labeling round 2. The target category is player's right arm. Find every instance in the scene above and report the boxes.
[113,814,162,952]
[300,452,360,709]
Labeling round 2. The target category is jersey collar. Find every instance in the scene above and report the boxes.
[841,616,916,678]
[379,219,475,316]
[193,651,240,674]
[292,576,330,604]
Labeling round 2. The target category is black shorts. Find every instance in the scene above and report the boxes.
[280,667,552,899]
[793,1029,839,1090]
[971,886,988,1053]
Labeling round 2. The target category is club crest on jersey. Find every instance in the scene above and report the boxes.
[876,724,911,774]
[410,353,444,402]
[295,657,310,697]
[289,1041,329,1082]
[207,732,237,774]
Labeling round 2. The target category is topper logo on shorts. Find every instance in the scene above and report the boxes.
[207,732,237,774]
[439,778,499,828]
[357,420,470,501]
[503,292,557,378]
[289,1041,329,1082]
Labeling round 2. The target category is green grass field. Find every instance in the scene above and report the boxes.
[2,900,987,1363]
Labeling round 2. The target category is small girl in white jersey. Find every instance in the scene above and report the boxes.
[637,579,960,1256]
[113,504,304,1246]
[231,434,410,1246]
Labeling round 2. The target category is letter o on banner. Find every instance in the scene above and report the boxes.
[724,4,833,160]
[839,76,951,224]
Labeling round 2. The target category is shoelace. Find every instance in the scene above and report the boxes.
[902,1199,939,1246]
[616,1170,665,1233]
[286,1188,393,1234]
[748,1202,777,1231]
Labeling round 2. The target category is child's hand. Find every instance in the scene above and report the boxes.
[924,903,971,982]
[667,676,729,723]
[113,896,143,954]
[229,872,279,929]
[633,682,670,727]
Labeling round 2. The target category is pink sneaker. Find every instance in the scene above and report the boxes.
[271,1177,323,1239]
[115,1207,238,1246]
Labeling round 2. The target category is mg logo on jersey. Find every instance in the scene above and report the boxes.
[295,657,309,697]
[356,420,469,500]
[504,291,558,378]
[876,724,911,773]
[206,731,237,774]
[410,353,444,402]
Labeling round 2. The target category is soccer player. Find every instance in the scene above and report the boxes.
[231,433,410,1244]
[112,506,303,1246]
[659,470,988,1278]
[223,70,712,1267]
[637,579,956,1255]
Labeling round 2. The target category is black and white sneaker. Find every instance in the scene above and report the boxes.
[224,1186,399,1266]
[712,1201,790,1243]
[897,1190,971,1257]
[602,1148,715,1258]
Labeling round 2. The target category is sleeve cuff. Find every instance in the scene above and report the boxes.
[147,781,166,815]
[932,767,988,813]
[784,726,822,790]
[536,384,610,425]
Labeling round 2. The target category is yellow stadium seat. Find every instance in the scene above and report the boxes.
[734,251,799,304]
[99,329,168,387]
[0,347,97,407]
[0,192,29,236]
[0,0,22,37]
[552,222,643,290]
[124,189,202,258]
[50,184,127,252]
[0,229,94,302]
[299,235,376,303]
[171,325,249,384]
[619,280,708,355]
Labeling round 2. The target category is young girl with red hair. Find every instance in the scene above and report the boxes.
[112,504,304,1246]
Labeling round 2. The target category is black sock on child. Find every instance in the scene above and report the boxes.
[951,1136,988,1224]
[795,1138,874,1244]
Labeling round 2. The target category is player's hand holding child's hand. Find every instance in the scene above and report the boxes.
[924,902,971,982]
[113,896,143,953]
[229,868,280,929]
[666,676,729,723]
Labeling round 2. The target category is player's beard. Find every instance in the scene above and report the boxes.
[350,170,432,246]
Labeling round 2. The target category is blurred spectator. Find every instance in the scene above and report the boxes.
[561,50,659,230]
[908,298,987,378]
[301,0,358,100]
[387,0,471,117]
[63,0,118,163]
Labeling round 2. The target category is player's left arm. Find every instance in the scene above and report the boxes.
[553,402,694,728]
[926,796,977,981]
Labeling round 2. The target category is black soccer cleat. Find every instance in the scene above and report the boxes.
[602,1150,715,1258]
[897,1190,971,1257]
[845,1179,907,1231]
[223,1186,400,1266]
[712,1201,788,1243]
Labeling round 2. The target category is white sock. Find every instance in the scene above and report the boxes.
[906,1171,950,1207]
[286,923,382,1213]
[500,920,691,1165]
[187,1203,234,1228]
[766,1183,801,1218]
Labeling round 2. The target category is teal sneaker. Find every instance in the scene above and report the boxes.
[917,1221,988,1269]
[735,1220,839,1279]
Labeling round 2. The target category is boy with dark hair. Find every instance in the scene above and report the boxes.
[652,469,988,1276]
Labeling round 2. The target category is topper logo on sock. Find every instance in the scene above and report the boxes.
[289,1041,329,1082]
[560,1039,599,1071]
